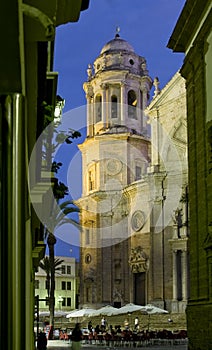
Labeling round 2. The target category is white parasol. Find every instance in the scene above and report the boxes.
[66,308,97,319]
[88,305,118,317]
[144,304,168,330]
[37,310,69,318]
[111,303,146,315]
[144,304,168,314]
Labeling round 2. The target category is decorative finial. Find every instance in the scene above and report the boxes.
[115,26,120,38]
[87,63,93,81]
[153,77,160,97]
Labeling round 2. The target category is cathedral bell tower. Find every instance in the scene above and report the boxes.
[76,31,152,308]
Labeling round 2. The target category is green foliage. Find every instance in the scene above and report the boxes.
[51,178,69,200]
[51,161,63,173]
[39,256,64,274]
[41,101,54,128]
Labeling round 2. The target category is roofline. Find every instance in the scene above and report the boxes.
[167,0,211,52]
[146,71,185,111]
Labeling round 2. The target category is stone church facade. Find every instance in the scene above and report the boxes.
[76,33,188,313]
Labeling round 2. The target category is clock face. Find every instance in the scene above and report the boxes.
[106,159,122,175]
[131,210,145,231]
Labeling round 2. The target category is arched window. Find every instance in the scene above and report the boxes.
[128,90,137,119]
[95,94,102,122]
[111,95,118,118]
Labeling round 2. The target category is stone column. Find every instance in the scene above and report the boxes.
[86,95,93,137]
[173,224,179,239]
[101,83,107,127]
[181,249,188,300]
[137,89,142,130]
[142,87,148,130]
[172,249,178,300]
[151,110,160,168]
[120,82,126,123]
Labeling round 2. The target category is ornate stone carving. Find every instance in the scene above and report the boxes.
[106,158,122,175]
[113,288,123,302]
[84,267,95,283]
[84,84,94,99]
[87,64,93,81]
[100,83,109,90]
[131,210,145,231]
[129,246,149,273]
[153,77,160,97]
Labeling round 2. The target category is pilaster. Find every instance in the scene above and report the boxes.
[120,81,126,123]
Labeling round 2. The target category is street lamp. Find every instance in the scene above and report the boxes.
[58,296,63,310]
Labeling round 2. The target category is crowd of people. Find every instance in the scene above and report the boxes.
[87,316,140,335]
[37,316,187,349]
[80,318,187,347]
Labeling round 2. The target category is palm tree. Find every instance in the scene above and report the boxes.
[39,256,64,300]
[39,256,51,300]
[40,105,82,336]
[44,199,80,336]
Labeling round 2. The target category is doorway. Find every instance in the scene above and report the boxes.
[134,272,146,305]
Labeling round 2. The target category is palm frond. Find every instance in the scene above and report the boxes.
[54,258,64,269]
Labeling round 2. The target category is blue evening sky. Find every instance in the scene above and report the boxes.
[50,0,186,259]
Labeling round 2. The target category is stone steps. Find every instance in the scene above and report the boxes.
[56,312,186,332]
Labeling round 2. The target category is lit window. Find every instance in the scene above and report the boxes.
[128,90,137,119]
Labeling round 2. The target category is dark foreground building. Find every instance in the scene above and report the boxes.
[168,1,212,349]
[0,1,89,350]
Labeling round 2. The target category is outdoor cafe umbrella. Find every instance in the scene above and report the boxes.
[66,308,97,319]
[88,305,119,317]
[109,303,147,328]
[105,303,168,329]
[111,303,146,315]
[144,304,168,330]
[144,304,168,315]
[38,310,69,318]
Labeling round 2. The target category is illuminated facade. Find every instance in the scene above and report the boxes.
[35,257,78,311]
[76,34,188,315]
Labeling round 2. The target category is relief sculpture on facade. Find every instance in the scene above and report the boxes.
[129,246,149,273]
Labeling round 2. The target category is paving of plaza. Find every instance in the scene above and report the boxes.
[46,339,188,350]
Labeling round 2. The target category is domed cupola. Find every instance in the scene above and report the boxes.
[83,30,152,137]
[100,35,134,54]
